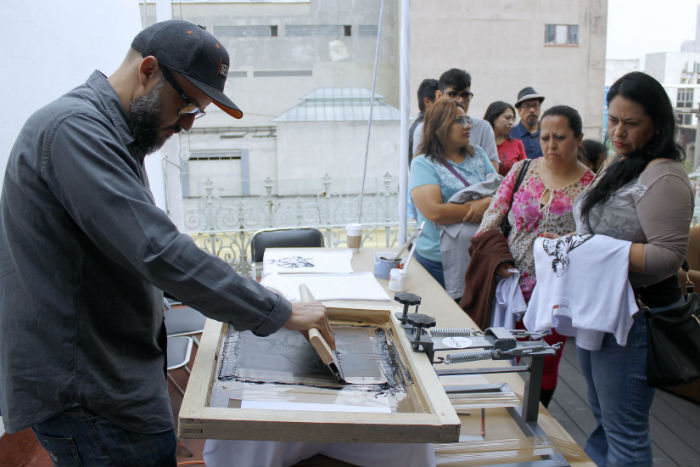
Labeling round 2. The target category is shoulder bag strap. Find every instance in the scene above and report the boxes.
[439,158,471,187]
[500,159,530,236]
[507,159,530,212]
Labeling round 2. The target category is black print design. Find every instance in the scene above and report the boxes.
[269,255,315,269]
[541,234,592,277]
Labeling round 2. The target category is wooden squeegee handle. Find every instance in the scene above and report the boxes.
[299,284,335,366]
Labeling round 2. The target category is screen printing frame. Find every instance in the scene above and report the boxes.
[178,306,461,443]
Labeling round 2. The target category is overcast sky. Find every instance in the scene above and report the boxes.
[607,0,700,59]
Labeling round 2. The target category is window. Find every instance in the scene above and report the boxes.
[359,25,378,36]
[678,113,693,126]
[545,24,579,46]
[286,25,346,36]
[677,88,694,109]
[189,152,242,161]
[344,25,352,37]
[214,25,278,37]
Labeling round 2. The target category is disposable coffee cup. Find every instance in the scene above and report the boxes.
[374,252,401,280]
[346,223,362,251]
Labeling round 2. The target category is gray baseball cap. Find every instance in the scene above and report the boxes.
[132,20,242,119]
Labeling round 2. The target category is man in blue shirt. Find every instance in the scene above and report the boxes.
[509,86,545,159]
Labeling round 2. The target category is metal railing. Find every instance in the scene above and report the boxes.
[182,173,415,276]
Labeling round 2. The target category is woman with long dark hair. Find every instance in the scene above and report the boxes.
[484,101,527,176]
[575,71,693,466]
[408,98,496,286]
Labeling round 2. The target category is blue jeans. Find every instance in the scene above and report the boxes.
[577,315,655,466]
[32,406,177,467]
[414,252,445,287]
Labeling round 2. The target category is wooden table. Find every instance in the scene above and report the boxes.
[181,247,594,466]
[326,248,594,466]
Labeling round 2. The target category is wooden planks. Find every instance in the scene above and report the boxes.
[550,338,700,467]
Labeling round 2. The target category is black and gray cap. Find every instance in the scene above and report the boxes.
[132,20,242,119]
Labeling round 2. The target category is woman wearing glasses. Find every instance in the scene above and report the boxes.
[408,98,497,288]
[476,105,594,406]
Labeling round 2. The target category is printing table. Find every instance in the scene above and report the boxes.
[179,247,594,466]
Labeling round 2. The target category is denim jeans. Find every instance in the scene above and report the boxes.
[32,406,177,467]
[414,252,445,287]
[577,315,655,466]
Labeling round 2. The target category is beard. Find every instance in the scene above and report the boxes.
[128,79,168,160]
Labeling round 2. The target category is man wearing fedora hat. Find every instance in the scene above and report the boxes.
[510,86,546,159]
[0,20,333,466]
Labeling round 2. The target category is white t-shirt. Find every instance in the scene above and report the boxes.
[523,234,639,351]
[492,269,527,329]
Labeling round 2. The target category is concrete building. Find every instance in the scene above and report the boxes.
[642,51,700,160]
[409,0,608,141]
[630,5,700,162]
[138,0,608,228]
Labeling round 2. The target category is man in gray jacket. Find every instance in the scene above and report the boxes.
[0,20,332,467]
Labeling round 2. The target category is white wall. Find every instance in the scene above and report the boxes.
[0,1,143,191]
[410,0,607,140]
[276,121,400,196]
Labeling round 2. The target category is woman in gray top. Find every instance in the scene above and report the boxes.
[574,72,693,466]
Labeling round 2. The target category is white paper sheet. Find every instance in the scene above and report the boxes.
[240,400,391,413]
[262,248,354,276]
[261,272,391,301]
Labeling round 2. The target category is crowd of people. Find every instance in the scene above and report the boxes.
[408,67,693,467]
[0,17,693,467]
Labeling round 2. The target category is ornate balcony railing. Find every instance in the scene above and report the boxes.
[182,173,415,276]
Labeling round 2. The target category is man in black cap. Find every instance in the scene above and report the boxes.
[0,20,333,466]
[509,86,545,159]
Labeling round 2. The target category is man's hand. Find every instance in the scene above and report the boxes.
[462,197,492,223]
[284,301,336,350]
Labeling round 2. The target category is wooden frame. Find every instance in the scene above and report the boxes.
[179,307,460,443]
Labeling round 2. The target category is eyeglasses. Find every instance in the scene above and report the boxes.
[160,66,206,119]
[455,115,471,128]
[520,101,541,110]
[445,90,474,101]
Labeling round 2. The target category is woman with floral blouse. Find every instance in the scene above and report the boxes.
[477,105,594,406]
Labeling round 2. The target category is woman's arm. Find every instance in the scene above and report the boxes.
[629,243,646,273]
[463,196,492,223]
[635,171,694,275]
[476,161,522,235]
[410,184,473,224]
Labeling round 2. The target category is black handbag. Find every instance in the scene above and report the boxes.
[500,160,530,238]
[638,270,700,387]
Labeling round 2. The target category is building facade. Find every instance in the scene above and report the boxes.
[409,0,608,141]
[139,0,608,229]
